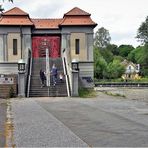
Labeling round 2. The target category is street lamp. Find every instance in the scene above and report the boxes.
[72,59,79,71]
[18,59,26,97]
[18,59,25,72]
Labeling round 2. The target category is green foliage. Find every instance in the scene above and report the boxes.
[78,88,96,98]
[118,45,135,57]
[103,91,125,98]
[95,78,124,82]
[93,21,148,79]
[107,44,119,55]
[1,0,13,2]
[0,0,13,12]
[0,5,4,12]
[113,55,124,62]
[94,46,107,79]
[137,16,148,44]
[9,86,15,98]
[138,44,148,65]
[128,44,148,76]
[135,77,148,82]
[104,59,125,79]
[94,27,111,49]
[99,48,114,63]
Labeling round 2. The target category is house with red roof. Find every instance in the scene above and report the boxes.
[0,7,97,97]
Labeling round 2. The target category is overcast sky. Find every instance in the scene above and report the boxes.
[2,0,148,47]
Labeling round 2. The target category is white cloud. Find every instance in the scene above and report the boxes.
[2,0,148,47]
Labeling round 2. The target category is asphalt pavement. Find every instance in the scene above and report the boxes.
[35,97,148,147]
[10,99,88,147]
[8,88,148,147]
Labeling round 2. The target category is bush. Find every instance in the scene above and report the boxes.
[9,86,15,98]
[78,88,96,98]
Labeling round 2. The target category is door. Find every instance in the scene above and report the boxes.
[32,36,60,58]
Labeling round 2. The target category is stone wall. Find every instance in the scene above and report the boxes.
[0,74,17,98]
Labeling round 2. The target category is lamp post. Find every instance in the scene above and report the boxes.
[18,59,25,72]
[18,59,26,97]
[71,59,79,71]
[71,59,79,97]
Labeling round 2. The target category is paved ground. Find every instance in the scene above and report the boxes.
[8,88,148,147]
[95,87,148,101]
[10,99,88,147]
[0,99,7,147]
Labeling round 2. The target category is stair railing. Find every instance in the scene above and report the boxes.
[26,49,32,97]
[62,48,71,96]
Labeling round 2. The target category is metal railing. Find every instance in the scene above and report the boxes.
[62,49,71,96]
[26,49,32,97]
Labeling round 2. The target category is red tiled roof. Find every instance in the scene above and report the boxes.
[0,7,97,28]
[0,16,33,25]
[32,19,63,29]
[60,16,97,26]
[2,7,28,16]
[64,7,90,16]
[0,7,33,26]
[61,7,97,27]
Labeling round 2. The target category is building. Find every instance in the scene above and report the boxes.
[121,60,140,80]
[0,7,97,97]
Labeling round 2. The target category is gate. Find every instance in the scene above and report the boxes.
[32,36,60,58]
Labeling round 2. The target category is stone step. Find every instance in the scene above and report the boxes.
[29,57,67,97]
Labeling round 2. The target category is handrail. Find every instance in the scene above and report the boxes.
[26,49,32,97]
[64,57,71,96]
[62,49,71,96]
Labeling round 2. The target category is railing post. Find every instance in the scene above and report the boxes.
[46,48,50,87]
[71,70,79,97]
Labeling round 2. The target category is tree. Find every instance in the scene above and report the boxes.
[99,48,114,63]
[105,59,125,79]
[106,44,119,55]
[136,44,148,76]
[2,0,13,2]
[128,46,142,63]
[137,16,148,44]
[94,27,111,49]
[94,46,107,79]
[128,45,148,76]
[0,0,13,13]
[118,44,134,57]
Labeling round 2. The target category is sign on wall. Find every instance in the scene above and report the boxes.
[0,75,14,84]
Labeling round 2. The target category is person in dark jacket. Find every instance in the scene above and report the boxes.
[40,69,46,88]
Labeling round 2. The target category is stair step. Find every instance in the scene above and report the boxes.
[29,57,68,97]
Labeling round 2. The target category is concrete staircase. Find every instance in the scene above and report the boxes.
[29,57,68,97]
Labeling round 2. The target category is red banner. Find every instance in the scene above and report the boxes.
[32,36,60,58]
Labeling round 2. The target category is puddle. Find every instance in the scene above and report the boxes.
[4,100,15,147]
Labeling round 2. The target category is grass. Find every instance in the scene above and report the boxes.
[78,88,97,98]
[95,77,148,83]
[103,91,126,98]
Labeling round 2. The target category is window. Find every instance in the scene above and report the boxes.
[75,39,80,54]
[13,39,17,55]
